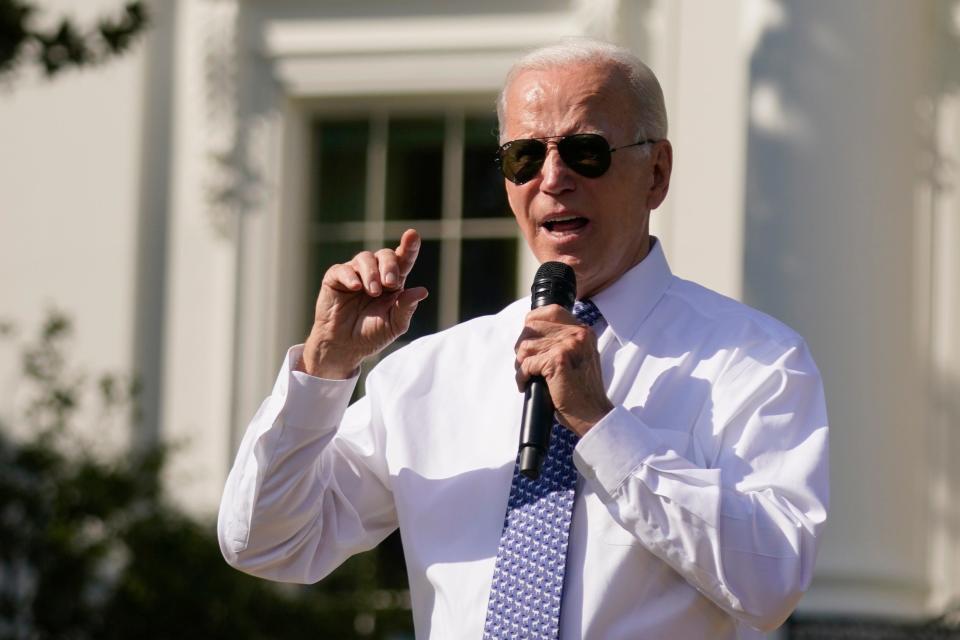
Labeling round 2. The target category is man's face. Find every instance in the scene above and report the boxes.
[501,62,671,299]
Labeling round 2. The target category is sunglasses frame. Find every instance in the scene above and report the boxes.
[495,133,658,185]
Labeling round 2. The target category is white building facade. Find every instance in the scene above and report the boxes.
[2,0,959,631]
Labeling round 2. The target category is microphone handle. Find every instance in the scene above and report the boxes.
[517,260,575,481]
[518,375,554,480]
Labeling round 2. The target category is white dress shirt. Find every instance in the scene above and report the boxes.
[218,239,828,640]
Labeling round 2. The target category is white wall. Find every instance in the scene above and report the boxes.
[0,0,146,451]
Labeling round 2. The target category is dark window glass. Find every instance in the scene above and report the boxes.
[386,117,444,221]
[313,120,369,223]
[463,116,511,219]
[459,238,519,321]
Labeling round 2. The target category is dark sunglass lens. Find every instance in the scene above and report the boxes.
[500,139,547,184]
[559,134,611,178]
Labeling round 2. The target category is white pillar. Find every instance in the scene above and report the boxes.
[925,0,960,612]
[160,0,241,515]
[648,0,749,301]
[740,0,937,618]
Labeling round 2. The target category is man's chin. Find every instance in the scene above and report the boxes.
[535,252,584,270]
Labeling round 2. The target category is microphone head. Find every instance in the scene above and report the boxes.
[531,261,576,311]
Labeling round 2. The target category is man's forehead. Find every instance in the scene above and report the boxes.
[513,78,549,110]
[503,63,631,133]
[507,63,624,103]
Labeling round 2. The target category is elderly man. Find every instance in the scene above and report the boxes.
[219,39,828,639]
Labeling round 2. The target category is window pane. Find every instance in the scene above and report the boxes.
[459,238,519,321]
[386,117,444,221]
[463,116,512,219]
[313,120,369,223]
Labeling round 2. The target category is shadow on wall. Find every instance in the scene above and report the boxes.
[744,0,959,353]
[742,0,960,630]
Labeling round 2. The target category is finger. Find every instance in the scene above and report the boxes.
[375,248,402,290]
[395,229,422,280]
[322,263,363,292]
[514,355,542,392]
[514,330,553,363]
[513,325,544,353]
[515,361,527,392]
[391,286,429,333]
[401,285,429,305]
[526,305,577,324]
[352,251,383,296]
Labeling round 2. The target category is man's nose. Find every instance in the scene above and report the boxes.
[539,145,575,193]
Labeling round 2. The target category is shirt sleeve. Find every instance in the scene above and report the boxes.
[572,338,829,632]
[217,345,398,584]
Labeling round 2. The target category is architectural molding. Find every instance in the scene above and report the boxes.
[260,13,578,57]
[256,10,589,97]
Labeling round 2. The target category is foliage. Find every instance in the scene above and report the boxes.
[0,0,147,78]
[0,312,414,639]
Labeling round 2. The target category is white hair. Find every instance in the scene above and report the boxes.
[496,37,668,143]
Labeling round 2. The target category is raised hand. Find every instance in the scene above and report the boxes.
[298,229,429,379]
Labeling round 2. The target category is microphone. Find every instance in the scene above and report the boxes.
[518,261,576,480]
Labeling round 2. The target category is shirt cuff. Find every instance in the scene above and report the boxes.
[573,405,667,501]
[281,345,360,430]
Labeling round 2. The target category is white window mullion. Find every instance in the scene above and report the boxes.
[439,110,465,329]
[366,111,389,248]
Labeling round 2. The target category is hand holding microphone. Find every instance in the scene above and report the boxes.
[515,262,613,479]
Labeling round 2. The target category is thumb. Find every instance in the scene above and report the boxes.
[392,286,428,333]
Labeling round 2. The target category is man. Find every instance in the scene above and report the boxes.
[218,39,828,639]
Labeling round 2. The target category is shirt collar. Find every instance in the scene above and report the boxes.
[589,236,672,345]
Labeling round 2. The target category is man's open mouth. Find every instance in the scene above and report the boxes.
[541,216,588,233]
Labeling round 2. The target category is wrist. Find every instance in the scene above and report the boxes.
[299,338,361,380]
[569,398,614,437]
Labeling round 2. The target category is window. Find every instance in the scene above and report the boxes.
[303,106,525,636]
[308,109,522,385]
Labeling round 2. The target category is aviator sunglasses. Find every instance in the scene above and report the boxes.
[495,133,657,185]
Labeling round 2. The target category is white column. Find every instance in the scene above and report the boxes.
[160,0,241,515]
[925,0,960,612]
[739,0,936,618]
[647,0,749,301]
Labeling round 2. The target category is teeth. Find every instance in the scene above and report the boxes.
[543,215,581,226]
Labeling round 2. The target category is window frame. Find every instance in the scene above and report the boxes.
[305,97,530,335]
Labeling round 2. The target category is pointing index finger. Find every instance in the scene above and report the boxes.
[395,228,421,279]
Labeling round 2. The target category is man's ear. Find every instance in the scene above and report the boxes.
[645,140,673,211]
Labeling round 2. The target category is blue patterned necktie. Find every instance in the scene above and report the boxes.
[483,299,603,640]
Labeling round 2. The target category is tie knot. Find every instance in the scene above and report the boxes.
[572,299,602,327]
